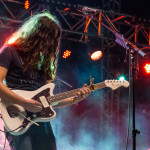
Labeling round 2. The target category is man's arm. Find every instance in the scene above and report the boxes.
[52,84,91,109]
[0,66,26,106]
[0,66,42,113]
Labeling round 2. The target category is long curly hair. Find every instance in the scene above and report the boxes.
[7,11,61,81]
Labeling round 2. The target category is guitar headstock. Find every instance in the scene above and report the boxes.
[104,80,130,90]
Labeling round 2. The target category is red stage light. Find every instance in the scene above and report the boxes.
[6,37,17,45]
[24,0,30,10]
[64,8,70,11]
[144,63,150,74]
[63,50,71,59]
[90,50,103,61]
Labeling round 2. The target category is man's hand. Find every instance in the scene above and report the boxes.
[23,99,42,113]
[74,84,91,103]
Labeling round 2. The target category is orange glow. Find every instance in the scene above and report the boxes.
[76,9,82,13]
[84,16,92,41]
[91,51,103,61]
[124,20,131,25]
[144,63,150,73]
[6,37,17,45]
[84,17,92,33]
[63,50,71,59]
[149,27,150,45]
[98,13,101,36]
[64,8,70,11]
[135,25,138,43]
[112,16,125,22]
[24,0,30,10]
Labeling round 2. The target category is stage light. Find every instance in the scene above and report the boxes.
[24,0,30,10]
[144,63,150,74]
[6,37,17,45]
[63,50,71,59]
[64,8,70,11]
[90,50,102,61]
[118,76,126,81]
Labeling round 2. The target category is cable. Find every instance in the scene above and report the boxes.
[0,125,23,133]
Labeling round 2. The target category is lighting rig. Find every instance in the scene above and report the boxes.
[0,0,150,47]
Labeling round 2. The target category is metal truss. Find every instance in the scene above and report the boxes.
[51,3,150,49]
[0,0,150,48]
[0,0,40,28]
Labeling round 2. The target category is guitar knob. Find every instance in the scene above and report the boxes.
[32,114,37,118]
[27,117,31,120]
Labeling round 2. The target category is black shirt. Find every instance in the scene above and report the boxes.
[0,45,46,90]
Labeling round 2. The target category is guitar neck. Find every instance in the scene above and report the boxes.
[48,82,106,104]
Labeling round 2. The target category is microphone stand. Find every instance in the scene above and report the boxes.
[81,7,147,150]
[107,24,146,150]
[109,28,146,150]
[128,45,141,150]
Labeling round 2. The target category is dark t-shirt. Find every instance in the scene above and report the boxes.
[0,45,46,90]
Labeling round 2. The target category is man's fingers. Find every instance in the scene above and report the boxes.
[84,84,88,87]
[75,84,91,101]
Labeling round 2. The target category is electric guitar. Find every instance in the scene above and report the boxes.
[0,79,129,135]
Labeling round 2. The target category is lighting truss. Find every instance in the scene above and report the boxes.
[0,0,150,48]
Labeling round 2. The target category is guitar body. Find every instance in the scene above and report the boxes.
[0,83,56,135]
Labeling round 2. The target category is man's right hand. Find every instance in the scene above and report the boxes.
[23,99,42,113]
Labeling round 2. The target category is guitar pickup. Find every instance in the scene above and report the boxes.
[39,96,50,108]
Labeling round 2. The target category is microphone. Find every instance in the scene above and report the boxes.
[82,6,98,15]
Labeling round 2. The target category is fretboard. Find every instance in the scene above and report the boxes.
[47,82,106,104]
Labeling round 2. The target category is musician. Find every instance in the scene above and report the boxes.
[0,12,91,150]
